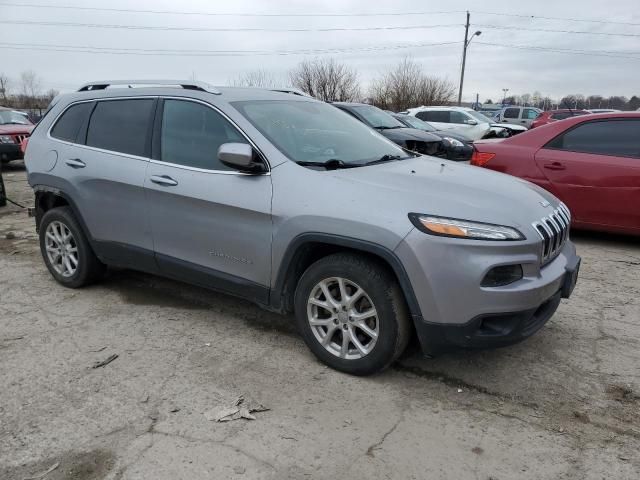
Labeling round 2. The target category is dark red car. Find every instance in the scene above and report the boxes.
[472,112,640,236]
[530,109,590,129]
[0,107,34,164]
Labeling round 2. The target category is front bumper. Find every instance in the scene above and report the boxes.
[0,143,22,162]
[395,229,580,355]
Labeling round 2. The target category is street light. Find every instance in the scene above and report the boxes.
[457,15,482,106]
[502,88,509,105]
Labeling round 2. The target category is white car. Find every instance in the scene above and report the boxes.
[405,106,492,140]
[404,106,527,140]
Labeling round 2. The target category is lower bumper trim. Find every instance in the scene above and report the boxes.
[414,290,563,356]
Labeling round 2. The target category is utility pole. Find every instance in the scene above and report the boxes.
[457,12,470,106]
[457,12,481,106]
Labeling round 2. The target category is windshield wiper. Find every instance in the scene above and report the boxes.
[376,126,403,130]
[295,159,358,170]
[363,154,406,166]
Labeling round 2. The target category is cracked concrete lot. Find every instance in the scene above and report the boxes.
[1,162,639,479]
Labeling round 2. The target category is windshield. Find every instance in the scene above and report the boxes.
[395,115,436,131]
[0,110,32,125]
[233,100,407,166]
[467,110,493,123]
[351,105,405,129]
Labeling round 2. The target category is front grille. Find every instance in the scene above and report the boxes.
[532,203,571,264]
[14,133,30,144]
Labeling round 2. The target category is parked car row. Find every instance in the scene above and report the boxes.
[24,80,583,375]
[472,112,640,236]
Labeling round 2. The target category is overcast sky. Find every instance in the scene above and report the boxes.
[1,0,639,101]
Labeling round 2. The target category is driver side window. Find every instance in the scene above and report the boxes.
[160,99,247,171]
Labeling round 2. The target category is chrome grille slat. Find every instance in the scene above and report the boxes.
[532,203,571,265]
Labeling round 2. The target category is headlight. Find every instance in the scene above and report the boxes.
[409,214,525,241]
[0,135,15,144]
[442,136,464,147]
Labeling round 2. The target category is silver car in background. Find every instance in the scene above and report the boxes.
[24,80,580,375]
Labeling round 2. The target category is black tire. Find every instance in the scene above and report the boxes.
[294,253,411,375]
[39,206,105,288]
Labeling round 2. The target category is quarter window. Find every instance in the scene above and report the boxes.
[545,120,640,158]
[160,99,247,170]
[86,99,154,157]
[503,108,520,119]
[50,102,93,143]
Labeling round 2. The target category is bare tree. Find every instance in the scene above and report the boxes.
[369,57,454,112]
[289,58,360,102]
[0,73,10,104]
[231,69,281,88]
[18,70,42,110]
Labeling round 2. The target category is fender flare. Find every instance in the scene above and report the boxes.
[270,232,423,320]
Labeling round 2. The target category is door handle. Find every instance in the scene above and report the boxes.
[543,162,566,171]
[150,175,178,186]
[65,158,86,168]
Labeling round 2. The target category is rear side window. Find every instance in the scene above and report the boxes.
[503,108,520,119]
[551,112,571,121]
[160,99,247,170]
[50,102,93,142]
[86,99,154,157]
[545,120,640,158]
[416,110,449,123]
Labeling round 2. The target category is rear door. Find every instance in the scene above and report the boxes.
[52,97,157,270]
[145,98,273,301]
[501,107,521,125]
[534,118,640,230]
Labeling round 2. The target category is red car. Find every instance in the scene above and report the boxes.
[0,107,34,164]
[472,112,640,236]
[530,109,590,129]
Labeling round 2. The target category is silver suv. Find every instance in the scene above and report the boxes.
[25,80,580,375]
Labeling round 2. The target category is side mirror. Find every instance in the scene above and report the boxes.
[217,143,265,173]
[465,119,478,125]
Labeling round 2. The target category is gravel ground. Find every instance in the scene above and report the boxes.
[1,162,639,480]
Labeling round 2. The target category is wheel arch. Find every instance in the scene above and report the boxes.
[270,233,423,321]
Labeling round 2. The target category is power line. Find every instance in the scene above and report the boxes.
[0,2,465,17]
[476,24,640,38]
[0,19,462,32]
[0,40,463,57]
[475,41,640,60]
[473,11,640,27]
[2,2,639,27]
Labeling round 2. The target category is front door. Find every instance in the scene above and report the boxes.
[535,118,640,230]
[144,98,273,302]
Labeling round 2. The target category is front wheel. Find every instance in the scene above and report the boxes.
[294,253,411,375]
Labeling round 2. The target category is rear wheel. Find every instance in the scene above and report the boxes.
[294,253,410,375]
[39,207,105,288]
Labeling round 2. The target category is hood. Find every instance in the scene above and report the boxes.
[0,124,34,135]
[491,122,527,131]
[377,127,441,143]
[328,157,559,230]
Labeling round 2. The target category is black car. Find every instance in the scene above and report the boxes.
[332,103,445,157]
[391,114,474,161]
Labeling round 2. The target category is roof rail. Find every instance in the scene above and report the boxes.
[270,88,312,97]
[77,80,221,95]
